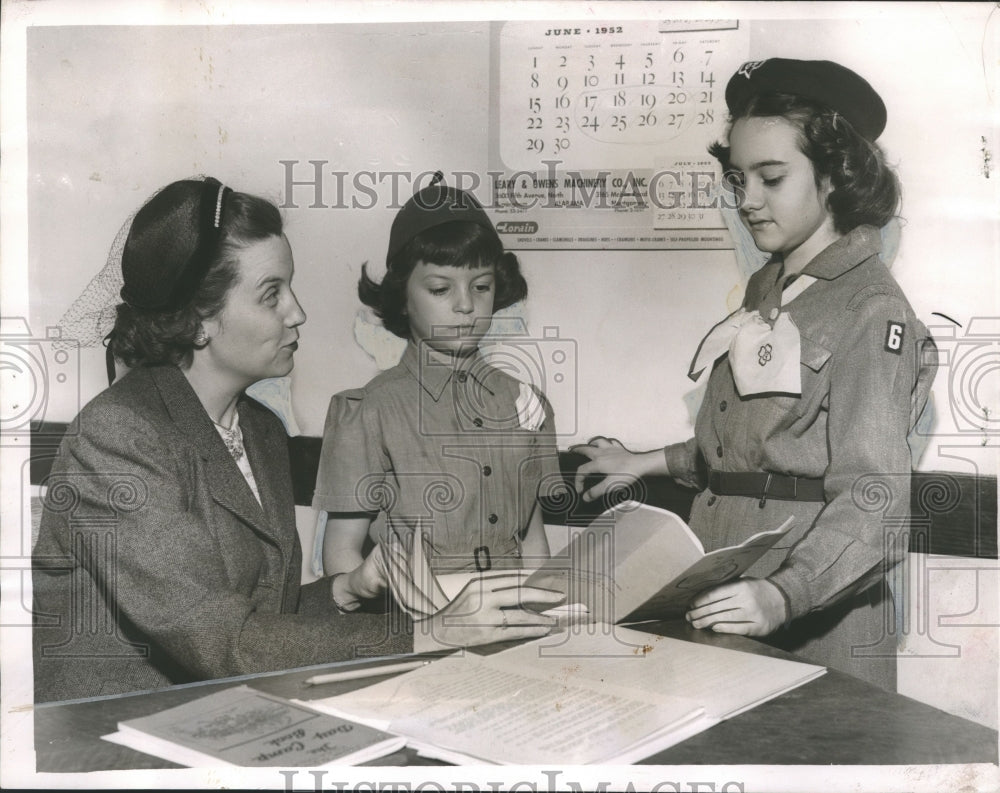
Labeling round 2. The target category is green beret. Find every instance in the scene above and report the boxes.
[725,58,887,141]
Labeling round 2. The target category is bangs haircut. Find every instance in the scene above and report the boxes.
[359,220,529,339]
[403,219,503,270]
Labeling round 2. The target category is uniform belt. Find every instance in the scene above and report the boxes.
[708,470,825,504]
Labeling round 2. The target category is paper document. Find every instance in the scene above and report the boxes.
[527,501,795,624]
[303,625,823,765]
[305,652,709,764]
[492,626,826,720]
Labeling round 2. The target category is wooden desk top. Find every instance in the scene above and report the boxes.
[33,621,998,772]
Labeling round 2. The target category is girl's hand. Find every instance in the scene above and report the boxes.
[413,572,564,653]
[332,548,389,612]
[571,437,666,503]
[685,579,788,637]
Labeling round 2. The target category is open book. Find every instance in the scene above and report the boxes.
[527,501,796,624]
[425,502,793,626]
[301,625,824,765]
[101,685,406,767]
[317,507,819,765]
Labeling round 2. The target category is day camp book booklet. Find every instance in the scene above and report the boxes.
[302,625,825,765]
[101,684,406,768]
[526,501,796,624]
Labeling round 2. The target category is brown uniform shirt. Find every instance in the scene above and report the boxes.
[313,342,561,572]
[665,226,936,683]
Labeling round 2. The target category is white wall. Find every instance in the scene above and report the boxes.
[20,9,999,479]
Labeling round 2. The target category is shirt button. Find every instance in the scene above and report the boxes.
[488,513,499,524]
[716,445,723,458]
[719,400,727,412]
[483,465,492,476]
[457,372,468,383]
[707,495,717,506]
[769,307,780,321]
[473,417,483,427]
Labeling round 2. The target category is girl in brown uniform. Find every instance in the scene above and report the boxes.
[574,59,937,691]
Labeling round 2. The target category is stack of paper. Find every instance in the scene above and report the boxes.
[302,625,825,765]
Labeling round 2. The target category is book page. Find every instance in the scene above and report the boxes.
[621,515,796,622]
[307,653,709,765]
[526,502,707,622]
[431,509,795,625]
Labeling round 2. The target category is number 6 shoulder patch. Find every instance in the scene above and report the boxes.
[884,321,905,354]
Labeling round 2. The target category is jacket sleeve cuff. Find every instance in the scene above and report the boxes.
[663,438,702,489]
[767,568,811,622]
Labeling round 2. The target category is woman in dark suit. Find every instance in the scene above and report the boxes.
[31,177,561,702]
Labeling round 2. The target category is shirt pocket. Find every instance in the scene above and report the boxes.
[389,452,470,553]
[793,333,832,419]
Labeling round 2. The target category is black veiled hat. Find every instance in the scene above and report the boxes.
[120,177,233,311]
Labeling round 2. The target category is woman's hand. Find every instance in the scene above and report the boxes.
[413,572,565,653]
[685,578,788,637]
[571,437,667,503]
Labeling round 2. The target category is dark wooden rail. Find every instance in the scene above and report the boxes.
[27,422,997,559]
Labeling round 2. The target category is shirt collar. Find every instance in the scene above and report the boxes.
[800,224,882,280]
[401,340,496,402]
[750,225,881,319]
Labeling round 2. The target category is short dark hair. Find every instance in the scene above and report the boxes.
[111,189,283,368]
[359,220,528,339]
[710,92,900,234]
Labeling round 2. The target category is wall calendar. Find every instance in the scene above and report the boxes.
[488,20,749,250]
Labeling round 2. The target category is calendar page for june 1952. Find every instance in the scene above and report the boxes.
[489,19,749,250]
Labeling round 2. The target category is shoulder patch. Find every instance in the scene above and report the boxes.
[884,321,905,354]
[845,281,904,312]
[335,387,368,403]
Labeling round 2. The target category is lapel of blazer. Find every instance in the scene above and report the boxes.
[241,396,295,549]
[150,366,279,545]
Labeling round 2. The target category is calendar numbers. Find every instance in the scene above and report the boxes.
[568,77,720,144]
[500,21,748,170]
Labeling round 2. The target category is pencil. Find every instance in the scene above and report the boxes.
[301,659,432,686]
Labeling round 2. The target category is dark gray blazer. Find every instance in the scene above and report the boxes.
[32,365,410,703]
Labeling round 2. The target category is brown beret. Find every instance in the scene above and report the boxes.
[386,172,495,265]
[725,58,887,141]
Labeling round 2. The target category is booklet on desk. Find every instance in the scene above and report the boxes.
[300,625,825,765]
[101,685,406,767]
[527,501,796,624]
